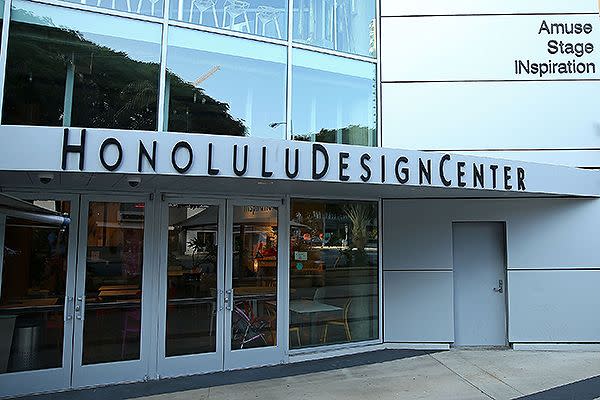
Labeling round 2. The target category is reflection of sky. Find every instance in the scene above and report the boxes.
[169,0,288,40]
[168,43,286,139]
[13,0,162,63]
[292,60,376,135]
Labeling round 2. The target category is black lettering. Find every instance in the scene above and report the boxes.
[517,168,526,191]
[395,156,409,184]
[138,140,156,172]
[312,144,329,180]
[261,146,273,178]
[504,166,513,190]
[285,148,299,179]
[233,144,248,176]
[418,158,431,185]
[439,154,452,187]
[381,154,386,183]
[208,143,220,175]
[490,165,499,189]
[473,164,484,188]
[61,128,86,171]
[338,152,350,181]
[99,138,123,172]
[360,153,371,182]
[171,141,193,174]
[538,20,550,35]
[457,162,466,188]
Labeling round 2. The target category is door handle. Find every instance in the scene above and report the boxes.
[75,296,85,320]
[218,289,224,311]
[493,280,504,294]
[64,296,74,321]
[224,289,232,311]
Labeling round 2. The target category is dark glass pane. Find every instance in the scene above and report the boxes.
[289,199,378,349]
[82,202,144,365]
[231,206,278,350]
[166,27,287,139]
[3,1,161,130]
[292,49,377,146]
[166,204,219,357]
[170,0,288,40]
[0,201,70,373]
[293,0,376,57]
[61,0,164,18]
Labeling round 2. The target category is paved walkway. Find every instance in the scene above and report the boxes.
[21,349,600,400]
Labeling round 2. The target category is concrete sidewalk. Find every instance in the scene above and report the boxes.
[21,349,600,400]
[141,350,600,400]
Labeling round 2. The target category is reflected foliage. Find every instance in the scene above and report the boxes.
[293,124,374,146]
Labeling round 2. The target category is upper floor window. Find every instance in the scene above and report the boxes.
[292,49,376,146]
[60,0,164,18]
[2,0,162,130]
[292,0,376,57]
[170,0,288,41]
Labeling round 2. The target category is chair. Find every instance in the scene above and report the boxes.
[290,326,302,347]
[189,0,219,26]
[96,0,132,12]
[121,309,141,358]
[231,304,270,349]
[222,0,251,33]
[254,6,283,39]
[321,298,352,343]
[136,0,162,16]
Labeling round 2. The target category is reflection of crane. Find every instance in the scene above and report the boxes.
[193,65,221,86]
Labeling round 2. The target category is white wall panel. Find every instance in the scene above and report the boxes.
[383,271,454,342]
[382,82,600,150]
[381,0,598,17]
[508,270,600,342]
[381,15,600,82]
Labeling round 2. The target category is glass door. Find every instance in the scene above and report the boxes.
[71,195,153,387]
[157,198,225,377]
[0,196,78,398]
[224,200,285,370]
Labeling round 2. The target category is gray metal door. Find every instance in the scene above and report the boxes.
[453,223,507,346]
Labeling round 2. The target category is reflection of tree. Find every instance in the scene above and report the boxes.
[167,71,247,136]
[3,12,244,134]
[293,124,374,145]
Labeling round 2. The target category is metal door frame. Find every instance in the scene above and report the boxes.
[0,192,79,397]
[71,194,156,388]
[156,196,226,378]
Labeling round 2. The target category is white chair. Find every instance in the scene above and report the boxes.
[135,0,161,15]
[96,0,132,12]
[189,0,219,26]
[254,5,283,38]
[222,0,251,33]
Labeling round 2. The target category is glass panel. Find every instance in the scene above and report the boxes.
[0,201,70,373]
[166,27,287,139]
[231,205,277,350]
[60,0,164,17]
[170,0,287,40]
[293,0,376,57]
[289,199,378,349]
[166,204,219,357]
[3,0,162,130]
[82,202,145,365]
[292,49,377,146]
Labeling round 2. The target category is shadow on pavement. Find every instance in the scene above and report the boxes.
[19,349,438,400]
[514,375,600,400]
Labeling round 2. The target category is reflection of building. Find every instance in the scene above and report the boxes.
[0,0,599,397]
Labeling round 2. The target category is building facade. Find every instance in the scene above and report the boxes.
[0,0,598,397]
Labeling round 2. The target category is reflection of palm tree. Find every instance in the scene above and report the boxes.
[344,203,375,252]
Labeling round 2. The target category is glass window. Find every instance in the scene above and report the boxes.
[61,0,164,18]
[166,204,219,357]
[292,49,376,146]
[289,199,379,350]
[293,0,375,57]
[3,1,162,131]
[0,201,70,373]
[170,0,287,40]
[83,202,145,364]
[166,27,287,139]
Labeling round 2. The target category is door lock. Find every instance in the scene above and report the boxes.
[493,280,504,294]
[75,295,85,320]
[224,290,233,311]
